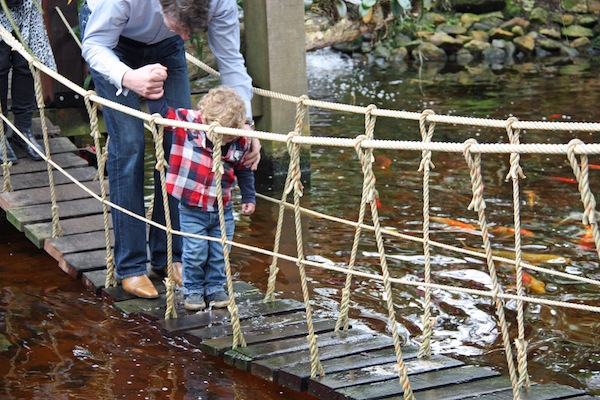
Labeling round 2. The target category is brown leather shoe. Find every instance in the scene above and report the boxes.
[122,275,159,299]
[164,262,183,287]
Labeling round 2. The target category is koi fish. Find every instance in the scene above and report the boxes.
[548,176,578,184]
[523,190,539,207]
[430,216,477,232]
[579,225,595,250]
[489,225,534,237]
[375,155,393,170]
[547,113,563,120]
[462,242,572,265]
[588,164,600,170]
[521,271,546,294]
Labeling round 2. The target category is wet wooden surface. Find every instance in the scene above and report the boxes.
[0,135,591,400]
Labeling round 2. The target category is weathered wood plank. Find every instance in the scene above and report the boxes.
[44,229,114,262]
[2,166,97,191]
[197,318,338,357]
[158,298,306,335]
[25,213,113,248]
[399,375,513,400]
[334,365,499,400]
[5,137,78,168]
[460,383,586,400]
[81,269,108,295]
[0,180,106,210]
[7,197,106,231]
[0,151,87,177]
[305,354,462,396]
[59,249,108,278]
[250,332,396,381]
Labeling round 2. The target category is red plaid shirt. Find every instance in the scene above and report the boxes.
[164,106,255,210]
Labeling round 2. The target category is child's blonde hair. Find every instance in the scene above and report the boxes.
[198,86,246,129]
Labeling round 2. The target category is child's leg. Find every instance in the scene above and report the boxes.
[205,208,235,298]
[179,204,211,297]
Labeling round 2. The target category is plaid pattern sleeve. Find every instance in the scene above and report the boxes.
[166,108,252,211]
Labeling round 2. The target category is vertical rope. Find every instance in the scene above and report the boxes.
[463,139,520,400]
[84,92,116,288]
[29,60,62,237]
[355,133,415,400]
[206,122,246,348]
[149,116,176,319]
[336,104,377,332]
[566,139,600,259]
[285,131,324,378]
[417,109,436,358]
[264,95,309,302]
[505,117,530,389]
[0,109,13,192]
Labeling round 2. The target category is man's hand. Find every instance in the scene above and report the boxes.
[241,203,256,215]
[122,64,168,99]
[243,137,261,171]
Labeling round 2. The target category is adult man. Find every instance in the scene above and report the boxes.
[79,0,259,298]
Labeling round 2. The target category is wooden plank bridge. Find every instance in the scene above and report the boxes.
[0,133,596,400]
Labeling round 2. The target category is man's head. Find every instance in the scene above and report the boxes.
[159,0,211,40]
[199,86,246,143]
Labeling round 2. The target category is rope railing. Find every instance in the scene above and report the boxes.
[3,23,600,400]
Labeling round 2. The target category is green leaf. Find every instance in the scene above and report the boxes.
[335,0,347,17]
[390,0,403,16]
[362,0,377,6]
[396,0,412,10]
[359,3,372,17]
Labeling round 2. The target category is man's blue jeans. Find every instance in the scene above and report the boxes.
[80,4,191,279]
[179,203,235,297]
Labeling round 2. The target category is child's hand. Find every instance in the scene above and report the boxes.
[241,203,255,215]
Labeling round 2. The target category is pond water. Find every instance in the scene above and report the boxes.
[2,48,600,398]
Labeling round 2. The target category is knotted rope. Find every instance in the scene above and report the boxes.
[505,117,530,389]
[567,139,600,258]
[417,109,436,358]
[264,95,309,302]
[0,109,13,192]
[463,138,520,399]
[84,91,116,288]
[207,122,247,349]
[149,115,177,319]
[336,104,377,332]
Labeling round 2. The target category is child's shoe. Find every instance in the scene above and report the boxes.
[206,291,230,308]
[184,293,206,311]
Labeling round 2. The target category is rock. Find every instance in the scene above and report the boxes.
[571,36,592,51]
[464,38,492,55]
[530,7,548,24]
[536,37,563,51]
[460,13,481,29]
[552,13,576,26]
[560,44,580,57]
[500,17,530,30]
[470,30,490,42]
[456,48,475,64]
[428,31,464,52]
[490,28,514,40]
[412,42,447,61]
[512,26,525,36]
[482,45,507,63]
[539,28,561,39]
[561,25,594,38]
[577,15,598,28]
[440,24,468,35]
[514,35,536,54]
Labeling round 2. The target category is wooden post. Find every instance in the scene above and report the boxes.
[242,0,310,188]
[42,0,84,107]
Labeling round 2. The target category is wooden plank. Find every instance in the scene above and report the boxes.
[25,213,112,248]
[157,298,305,334]
[305,354,462,396]
[0,180,106,210]
[2,166,97,191]
[81,269,107,295]
[334,365,499,400]
[44,230,114,262]
[59,249,108,278]
[7,197,106,231]
[196,318,338,357]
[102,276,167,304]
[227,328,378,371]
[250,332,396,381]
[401,375,513,400]
[0,152,87,177]
[461,383,586,400]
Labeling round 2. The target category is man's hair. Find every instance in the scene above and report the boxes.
[159,0,211,35]
[199,86,246,130]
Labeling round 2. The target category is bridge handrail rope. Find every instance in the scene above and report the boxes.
[4,24,600,399]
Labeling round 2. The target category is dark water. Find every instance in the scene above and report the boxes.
[2,49,600,398]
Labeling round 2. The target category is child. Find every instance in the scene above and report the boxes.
[149,85,256,311]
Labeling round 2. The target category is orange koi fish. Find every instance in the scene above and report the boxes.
[430,216,477,232]
[375,155,393,170]
[523,190,539,207]
[462,242,572,265]
[547,113,563,120]
[579,225,595,250]
[521,271,546,294]
[489,225,534,237]
[548,176,578,184]
[588,164,600,170]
